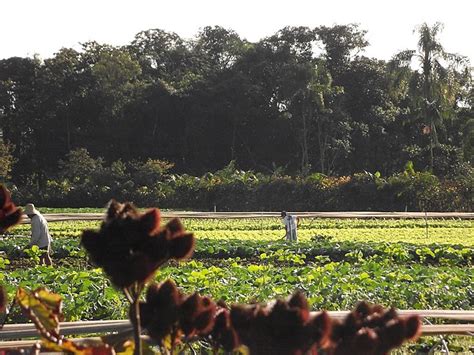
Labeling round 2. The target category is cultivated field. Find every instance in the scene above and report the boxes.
[1,215,473,352]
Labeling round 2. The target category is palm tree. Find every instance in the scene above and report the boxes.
[418,23,444,170]
[394,23,470,171]
[415,23,469,171]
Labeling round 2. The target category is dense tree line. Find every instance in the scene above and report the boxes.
[0,23,473,189]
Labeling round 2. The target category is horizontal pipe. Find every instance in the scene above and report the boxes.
[2,310,474,340]
[323,310,474,321]
[0,321,132,340]
[0,324,473,349]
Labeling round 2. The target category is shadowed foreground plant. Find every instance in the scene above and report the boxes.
[228,291,331,354]
[134,280,218,352]
[135,282,332,354]
[9,285,422,355]
[135,284,421,354]
[327,301,422,355]
[81,200,195,355]
[208,305,240,352]
[0,184,23,233]
[81,200,195,289]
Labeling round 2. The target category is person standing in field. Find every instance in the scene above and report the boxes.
[25,203,52,266]
[281,211,298,242]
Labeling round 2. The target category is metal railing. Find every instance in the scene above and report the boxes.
[1,310,473,349]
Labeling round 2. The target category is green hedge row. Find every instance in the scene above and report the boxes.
[9,169,473,211]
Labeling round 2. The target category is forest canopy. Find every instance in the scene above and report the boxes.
[0,23,472,187]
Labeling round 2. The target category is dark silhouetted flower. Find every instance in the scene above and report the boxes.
[179,293,216,337]
[209,307,240,352]
[81,200,195,288]
[230,291,331,355]
[0,185,22,233]
[137,280,218,347]
[138,280,183,344]
[328,301,421,355]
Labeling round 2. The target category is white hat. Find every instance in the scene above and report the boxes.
[24,203,39,215]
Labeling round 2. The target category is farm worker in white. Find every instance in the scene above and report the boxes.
[25,203,52,265]
[281,211,298,242]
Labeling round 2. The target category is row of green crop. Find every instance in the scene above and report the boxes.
[4,218,473,244]
[7,217,474,235]
[193,228,473,245]
[195,239,474,265]
[2,235,472,266]
[3,257,473,323]
[180,217,474,231]
[5,227,472,246]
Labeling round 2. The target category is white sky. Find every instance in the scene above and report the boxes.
[1,0,473,64]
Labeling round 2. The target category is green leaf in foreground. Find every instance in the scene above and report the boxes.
[16,287,63,342]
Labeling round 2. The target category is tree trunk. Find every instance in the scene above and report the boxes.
[231,117,237,161]
[423,49,434,172]
[65,112,71,151]
[316,114,325,175]
[300,96,310,174]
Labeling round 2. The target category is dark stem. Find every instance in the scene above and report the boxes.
[133,295,142,355]
[187,342,197,355]
[123,287,133,303]
[170,326,178,355]
[128,284,143,355]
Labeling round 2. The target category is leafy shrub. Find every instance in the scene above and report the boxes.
[59,148,105,184]
[12,157,473,211]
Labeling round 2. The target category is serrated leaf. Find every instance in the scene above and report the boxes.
[35,288,63,315]
[16,287,63,342]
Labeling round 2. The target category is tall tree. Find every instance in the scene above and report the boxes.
[309,63,351,175]
[0,56,44,184]
[339,57,403,174]
[399,23,471,171]
[193,26,247,73]
[40,48,87,154]
[90,45,142,160]
[315,24,368,83]
[264,27,319,173]
[129,29,191,84]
